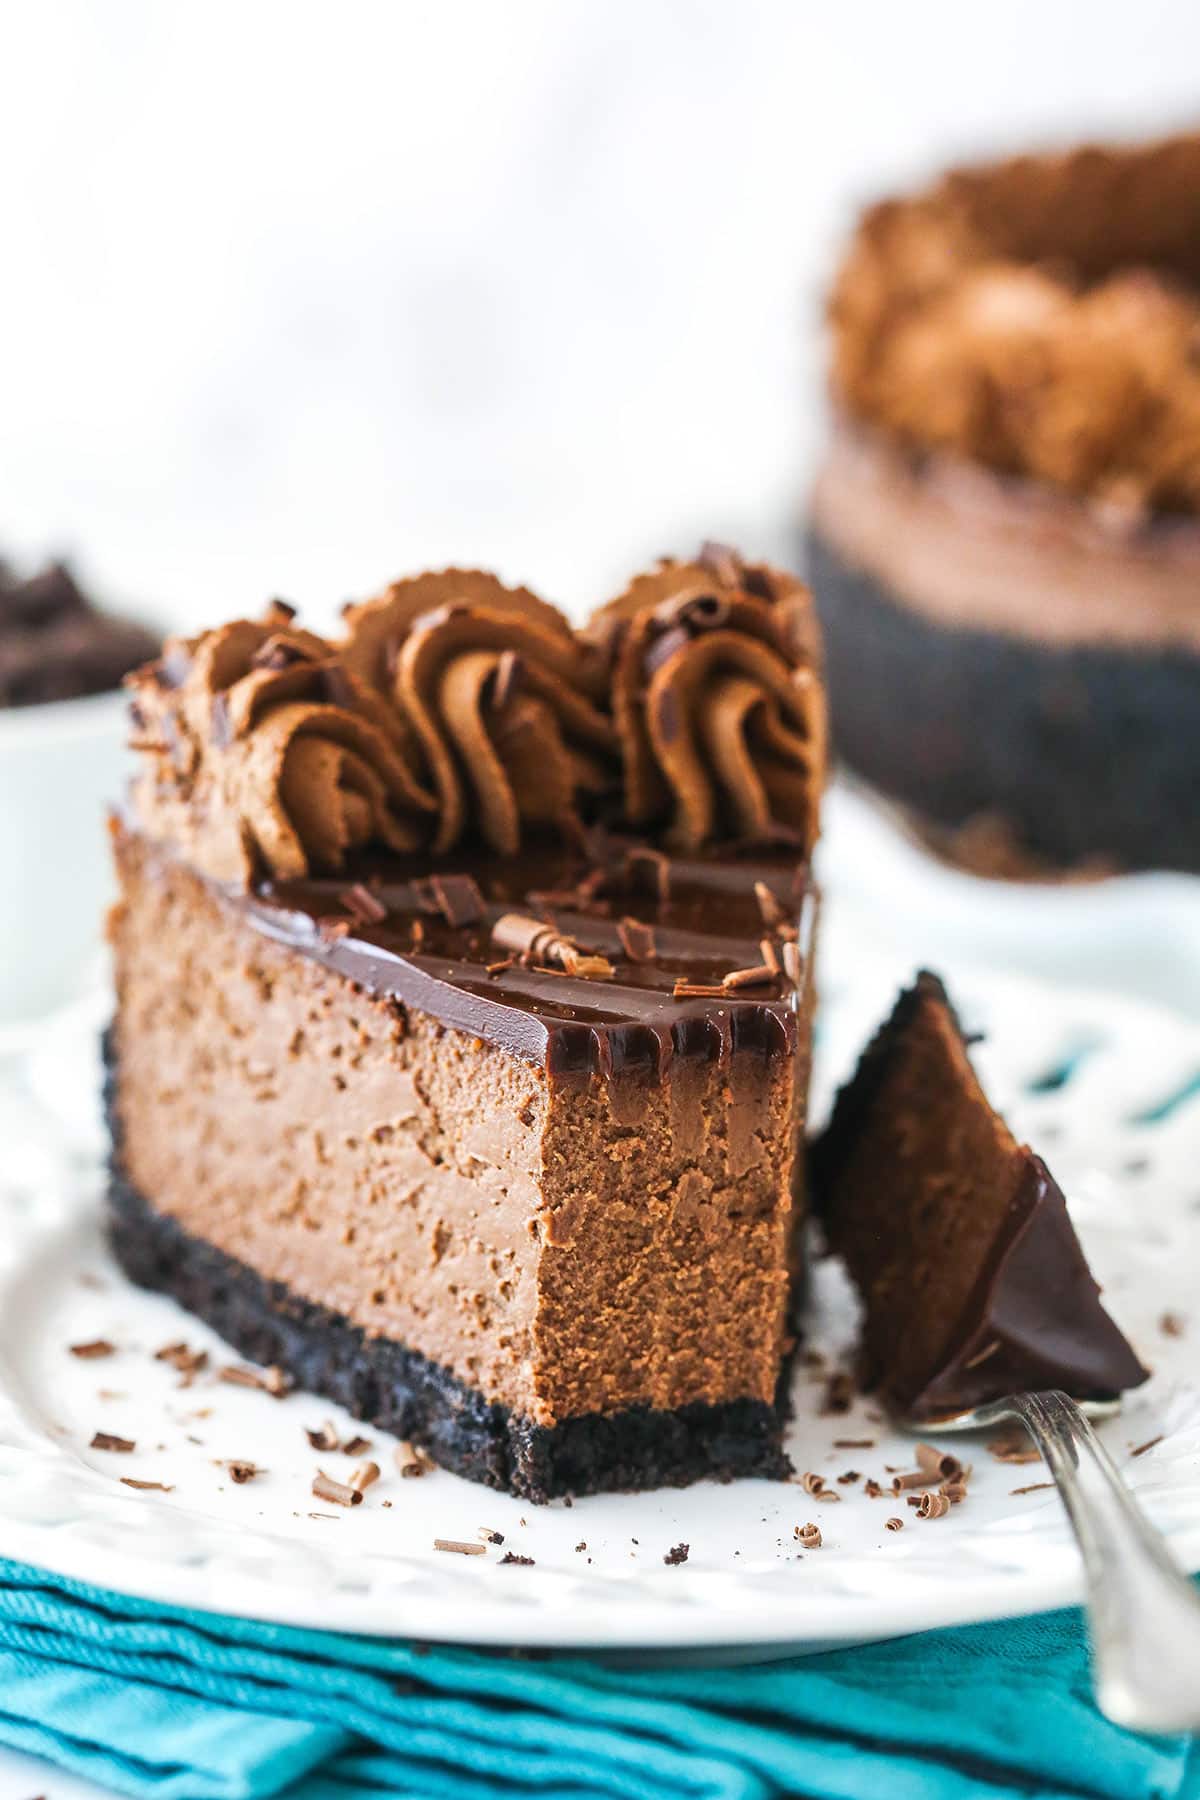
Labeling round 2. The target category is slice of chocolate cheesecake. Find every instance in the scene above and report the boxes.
[813,971,1148,1420]
[107,551,825,1500]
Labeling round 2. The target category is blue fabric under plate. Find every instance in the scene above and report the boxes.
[0,1558,1195,1799]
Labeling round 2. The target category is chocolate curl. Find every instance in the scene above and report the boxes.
[590,556,826,853]
[343,572,617,855]
[128,612,434,885]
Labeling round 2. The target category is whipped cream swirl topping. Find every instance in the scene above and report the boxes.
[342,571,617,855]
[591,546,826,853]
[126,606,434,884]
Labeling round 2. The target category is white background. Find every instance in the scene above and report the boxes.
[3,0,1198,636]
[1,4,1198,1793]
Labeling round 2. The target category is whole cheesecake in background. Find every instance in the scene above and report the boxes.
[0,558,160,707]
[106,550,826,1500]
[806,132,1200,877]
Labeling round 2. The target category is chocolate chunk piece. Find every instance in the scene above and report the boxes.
[813,971,1149,1418]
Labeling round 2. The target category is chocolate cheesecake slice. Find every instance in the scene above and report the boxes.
[813,972,1148,1419]
[107,552,825,1499]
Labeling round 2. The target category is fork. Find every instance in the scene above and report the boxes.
[899,1389,1200,1733]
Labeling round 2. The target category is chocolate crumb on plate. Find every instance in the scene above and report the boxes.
[120,1478,174,1492]
[794,1523,822,1549]
[837,1470,861,1484]
[1131,1435,1164,1458]
[69,1340,115,1360]
[663,1542,690,1565]
[220,1362,292,1397]
[864,1479,884,1498]
[90,1431,135,1453]
[914,1491,952,1519]
[304,1421,341,1453]
[224,1460,263,1484]
[1160,1311,1186,1338]
[312,1470,363,1507]
[885,1516,905,1531]
[476,1526,505,1544]
[349,1460,381,1493]
[395,1440,432,1479]
[435,1538,485,1556]
[499,1552,536,1566]
[833,1437,875,1449]
[342,1434,373,1457]
[1011,1481,1056,1495]
[574,1541,587,1553]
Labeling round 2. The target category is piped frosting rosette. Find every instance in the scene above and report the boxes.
[589,545,826,853]
[126,606,434,884]
[341,570,618,855]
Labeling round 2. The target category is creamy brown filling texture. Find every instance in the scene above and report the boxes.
[811,424,1200,652]
[110,829,809,1427]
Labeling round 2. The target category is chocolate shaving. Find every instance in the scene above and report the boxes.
[800,1471,826,1496]
[395,1440,432,1479]
[885,1516,905,1531]
[342,1434,373,1457]
[120,1478,174,1492]
[722,964,777,991]
[625,846,671,904]
[1131,1435,1163,1458]
[890,1470,928,1493]
[837,1470,861,1485]
[672,980,727,999]
[491,912,613,980]
[225,1460,263,1484]
[91,1432,135,1453]
[617,916,657,962]
[759,938,780,975]
[339,882,387,925]
[663,1542,690,1565]
[154,1341,208,1384]
[349,1460,380,1493]
[476,1525,505,1544]
[313,1470,363,1508]
[220,1363,292,1398]
[435,1538,485,1555]
[305,1421,341,1453]
[915,1442,963,1482]
[1160,1312,1186,1338]
[499,1551,535,1565]
[486,957,514,976]
[834,1438,875,1449]
[754,880,787,929]
[914,1491,952,1519]
[794,1522,822,1549]
[781,939,803,989]
[430,873,486,929]
[69,1340,115,1360]
[1011,1482,1056,1495]
[864,1479,885,1498]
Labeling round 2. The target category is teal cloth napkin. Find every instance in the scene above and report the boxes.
[0,1558,1195,1800]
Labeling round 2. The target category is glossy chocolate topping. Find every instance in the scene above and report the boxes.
[226,833,815,1083]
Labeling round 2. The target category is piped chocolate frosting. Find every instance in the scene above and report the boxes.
[125,550,825,887]
[813,971,1148,1418]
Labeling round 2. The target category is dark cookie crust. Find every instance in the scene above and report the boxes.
[104,1033,792,1501]
[805,528,1200,874]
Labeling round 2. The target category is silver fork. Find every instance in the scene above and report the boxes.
[900,1389,1200,1734]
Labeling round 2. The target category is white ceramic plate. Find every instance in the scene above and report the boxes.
[1,924,1198,1655]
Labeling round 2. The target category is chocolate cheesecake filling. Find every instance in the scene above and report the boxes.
[108,820,812,1489]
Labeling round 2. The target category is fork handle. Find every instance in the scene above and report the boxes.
[986,1390,1200,1733]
